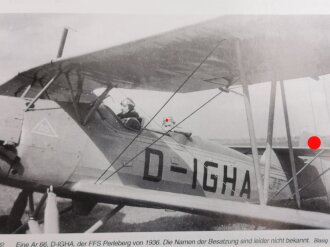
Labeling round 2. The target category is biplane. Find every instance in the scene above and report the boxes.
[1,15,330,233]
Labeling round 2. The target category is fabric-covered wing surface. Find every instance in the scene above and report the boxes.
[72,181,330,228]
[1,16,330,98]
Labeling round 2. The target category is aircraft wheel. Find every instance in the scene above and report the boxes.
[0,215,22,234]
[0,215,9,233]
[0,190,28,233]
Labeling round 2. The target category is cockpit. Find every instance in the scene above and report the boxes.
[98,104,143,132]
[15,65,192,138]
[94,88,192,139]
[115,97,142,131]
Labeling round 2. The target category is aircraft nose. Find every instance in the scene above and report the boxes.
[0,145,24,177]
[0,96,26,177]
[0,155,11,177]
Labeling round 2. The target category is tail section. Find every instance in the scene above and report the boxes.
[231,142,329,202]
[274,149,328,200]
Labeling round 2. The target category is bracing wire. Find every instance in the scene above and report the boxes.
[94,40,226,184]
[111,87,238,195]
[116,88,194,150]
[101,89,224,183]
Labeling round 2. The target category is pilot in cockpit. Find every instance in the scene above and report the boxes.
[117,97,142,130]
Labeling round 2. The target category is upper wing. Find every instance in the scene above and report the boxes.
[2,15,330,98]
[72,181,330,228]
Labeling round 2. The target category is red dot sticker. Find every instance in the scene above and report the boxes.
[165,118,169,123]
[308,136,321,150]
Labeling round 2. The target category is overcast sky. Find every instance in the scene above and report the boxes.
[1,14,330,143]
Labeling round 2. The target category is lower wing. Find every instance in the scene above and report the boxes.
[71,181,330,229]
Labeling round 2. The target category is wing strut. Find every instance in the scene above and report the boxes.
[25,71,62,111]
[65,73,82,123]
[84,205,124,233]
[263,80,277,203]
[280,80,301,208]
[57,28,69,58]
[235,40,265,205]
[83,84,113,125]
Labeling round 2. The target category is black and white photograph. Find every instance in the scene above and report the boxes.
[1,2,330,238]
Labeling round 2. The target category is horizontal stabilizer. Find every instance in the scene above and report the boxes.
[229,146,330,158]
[229,145,329,199]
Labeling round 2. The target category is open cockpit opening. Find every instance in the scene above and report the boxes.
[20,67,194,137]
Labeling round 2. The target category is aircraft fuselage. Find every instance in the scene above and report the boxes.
[0,96,291,205]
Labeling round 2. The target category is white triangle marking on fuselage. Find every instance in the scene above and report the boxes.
[32,118,58,138]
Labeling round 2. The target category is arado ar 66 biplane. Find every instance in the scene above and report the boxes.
[1,15,330,233]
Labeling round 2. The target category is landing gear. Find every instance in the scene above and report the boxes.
[0,187,124,234]
[0,190,29,233]
[84,204,124,233]
[13,187,59,234]
[0,142,24,177]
